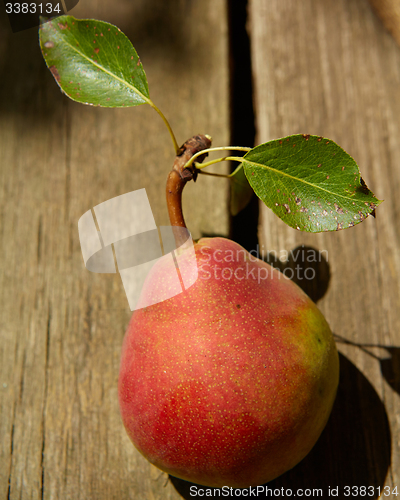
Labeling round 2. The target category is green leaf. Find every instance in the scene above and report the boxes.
[243,134,382,232]
[230,165,254,216]
[39,16,150,107]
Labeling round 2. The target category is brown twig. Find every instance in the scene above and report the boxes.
[166,134,212,246]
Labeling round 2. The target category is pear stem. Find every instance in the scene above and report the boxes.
[183,146,251,169]
[148,101,181,155]
[166,134,212,246]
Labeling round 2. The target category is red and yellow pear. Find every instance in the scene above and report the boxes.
[118,136,339,488]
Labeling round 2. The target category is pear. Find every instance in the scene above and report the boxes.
[118,236,339,488]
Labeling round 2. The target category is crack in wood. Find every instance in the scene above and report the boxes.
[7,423,15,500]
[37,215,43,264]
[40,305,52,500]
[64,101,72,223]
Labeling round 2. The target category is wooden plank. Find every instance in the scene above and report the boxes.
[249,0,400,494]
[0,1,230,498]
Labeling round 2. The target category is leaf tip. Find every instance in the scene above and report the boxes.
[39,15,49,26]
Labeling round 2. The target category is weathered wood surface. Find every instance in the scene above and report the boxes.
[2,0,400,498]
[250,0,400,495]
[0,1,230,499]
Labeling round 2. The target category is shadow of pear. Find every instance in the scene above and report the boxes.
[170,353,391,499]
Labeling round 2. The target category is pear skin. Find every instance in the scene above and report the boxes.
[118,237,339,488]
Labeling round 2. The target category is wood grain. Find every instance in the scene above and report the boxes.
[249,0,400,494]
[0,1,230,499]
[3,0,400,497]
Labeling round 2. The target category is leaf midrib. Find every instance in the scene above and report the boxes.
[243,158,363,204]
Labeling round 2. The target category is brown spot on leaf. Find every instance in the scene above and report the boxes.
[49,66,60,82]
[317,137,322,142]
[334,203,344,214]
[302,134,310,140]
[295,197,301,205]
[342,166,345,171]
[44,41,54,48]
[94,48,100,53]
[283,204,291,213]
[58,22,67,29]
[337,223,343,230]
[317,164,322,168]
[326,175,330,179]
[300,207,308,213]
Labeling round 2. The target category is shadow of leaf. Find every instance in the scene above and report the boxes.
[264,245,330,303]
[170,353,391,499]
[380,347,400,395]
[334,335,400,398]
